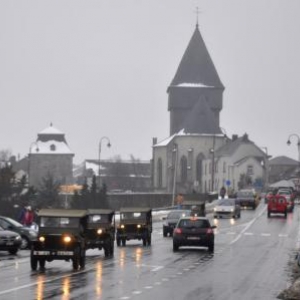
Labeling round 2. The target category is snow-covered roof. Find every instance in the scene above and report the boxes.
[176,82,215,88]
[39,125,63,135]
[30,140,73,154]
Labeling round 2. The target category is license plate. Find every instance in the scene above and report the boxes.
[187,237,200,240]
[6,242,14,246]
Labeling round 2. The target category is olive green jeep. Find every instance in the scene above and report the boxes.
[181,200,206,217]
[30,209,87,271]
[116,207,152,247]
[85,209,115,257]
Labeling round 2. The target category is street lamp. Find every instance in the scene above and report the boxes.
[172,143,178,207]
[260,147,270,189]
[28,141,39,187]
[287,134,300,188]
[98,136,111,187]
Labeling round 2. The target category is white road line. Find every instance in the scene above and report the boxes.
[261,233,271,236]
[132,291,142,295]
[278,234,288,237]
[244,232,254,235]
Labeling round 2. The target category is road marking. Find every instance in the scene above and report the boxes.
[244,232,254,235]
[144,286,153,289]
[278,234,288,237]
[132,291,142,295]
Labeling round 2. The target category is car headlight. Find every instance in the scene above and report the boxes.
[39,236,45,242]
[63,236,72,243]
[230,208,234,212]
[214,207,217,211]
[15,235,21,240]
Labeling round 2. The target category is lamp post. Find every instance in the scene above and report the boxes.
[28,141,39,187]
[98,136,111,187]
[260,147,270,189]
[287,134,300,189]
[172,143,178,207]
[210,134,216,192]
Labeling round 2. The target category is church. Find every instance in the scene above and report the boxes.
[152,23,268,195]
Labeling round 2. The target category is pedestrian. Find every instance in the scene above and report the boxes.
[24,206,34,227]
[220,186,226,199]
[17,205,27,225]
[176,193,184,209]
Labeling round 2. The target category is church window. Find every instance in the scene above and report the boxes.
[157,158,163,188]
[223,162,226,173]
[180,156,187,183]
[247,165,253,176]
[196,157,202,181]
[50,144,56,151]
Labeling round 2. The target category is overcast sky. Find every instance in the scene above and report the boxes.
[1,1,300,164]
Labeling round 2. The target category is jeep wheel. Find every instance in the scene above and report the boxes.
[147,235,151,246]
[80,253,86,269]
[104,246,110,257]
[121,239,126,247]
[72,247,81,270]
[163,229,167,237]
[39,259,46,270]
[116,238,121,247]
[142,238,147,246]
[8,248,18,255]
[31,254,38,271]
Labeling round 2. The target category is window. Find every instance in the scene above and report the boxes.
[50,144,56,151]
[223,162,226,173]
[196,154,203,182]
[180,156,187,183]
[157,158,163,188]
[247,165,253,175]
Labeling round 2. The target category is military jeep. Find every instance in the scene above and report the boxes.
[116,207,152,247]
[85,209,115,257]
[181,200,206,217]
[30,209,87,271]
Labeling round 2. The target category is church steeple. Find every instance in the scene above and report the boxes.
[167,24,225,136]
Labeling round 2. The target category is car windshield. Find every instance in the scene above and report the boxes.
[237,191,253,197]
[120,212,147,221]
[178,219,210,229]
[40,217,80,228]
[3,217,23,228]
[218,199,235,206]
[167,211,189,219]
[88,214,109,224]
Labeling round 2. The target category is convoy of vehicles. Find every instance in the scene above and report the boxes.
[116,207,152,246]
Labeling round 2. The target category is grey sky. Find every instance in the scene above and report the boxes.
[1,1,300,164]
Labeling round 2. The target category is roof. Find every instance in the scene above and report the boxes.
[269,156,299,166]
[39,124,63,135]
[119,207,152,213]
[168,25,224,90]
[37,209,87,218]
[86,209,114,215]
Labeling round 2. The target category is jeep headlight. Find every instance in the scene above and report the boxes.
[63,236,72,243]
[39,236,45,242]
[137,224,141,228]
[120,224,125,229]
[97,228,103,234]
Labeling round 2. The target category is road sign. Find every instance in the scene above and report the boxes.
[226,180,231,186]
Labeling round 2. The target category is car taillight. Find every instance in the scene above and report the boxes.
[174,228,182,234]
[206,228,213,234]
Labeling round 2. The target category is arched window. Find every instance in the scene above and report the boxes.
[196,153,204,182]
[157,158,163,188]
[50,144,56,151]
[180,156,187,183]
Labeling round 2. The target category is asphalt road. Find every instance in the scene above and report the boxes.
[0,202,299,300]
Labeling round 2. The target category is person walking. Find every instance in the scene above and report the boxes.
[24,206,34,227]
[220,186,226,199]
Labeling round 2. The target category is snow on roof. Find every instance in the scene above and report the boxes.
[39,125,63,135]
[176,82,215,88]
[30,140,73,154]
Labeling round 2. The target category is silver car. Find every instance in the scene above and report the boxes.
[213,198,241,219]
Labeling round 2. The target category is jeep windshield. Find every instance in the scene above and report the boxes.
[40,217,80,228]
[120,212,147,221]
[236,191,253,198]
[88,214,110,224]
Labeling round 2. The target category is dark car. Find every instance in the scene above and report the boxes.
[30,209,87,271]
[163,210,191,237]
[85,209,115,257]
[0,225,22,255]
[267,195,288,218]
[116,207,152,247]
[172,216,216,252]
[0,216,38,249]
[235,189,258,210]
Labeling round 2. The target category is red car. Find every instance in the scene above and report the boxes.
[267,195,287,218]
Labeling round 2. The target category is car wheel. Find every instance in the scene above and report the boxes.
[267,211,271,218]
[163,229,167,237]
[208,243,214,252]
[39,259,46,270]
[20,236,30,250]
[8,248,18,255]
[173,242,179,252]
[284,211,287,218]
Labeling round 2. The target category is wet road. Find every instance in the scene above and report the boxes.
[0,202,299,300]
